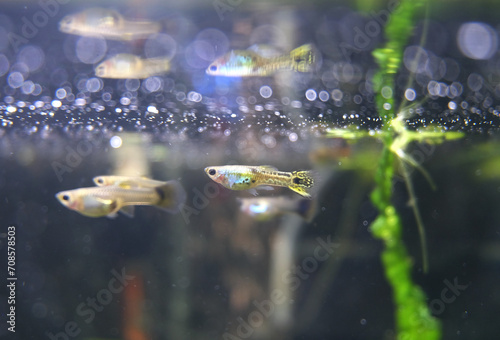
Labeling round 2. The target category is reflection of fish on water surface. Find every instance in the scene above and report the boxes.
[204,165,317,198]
[205,44,316,77]
[238,196,318,222]
[95,54,170,79]
[55,181,186,218]
[58,8,161,40]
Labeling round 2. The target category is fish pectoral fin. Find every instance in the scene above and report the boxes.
[118,205,135,218]
[248,189,259,196]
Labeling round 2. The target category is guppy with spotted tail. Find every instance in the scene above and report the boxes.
[204,165,316,198]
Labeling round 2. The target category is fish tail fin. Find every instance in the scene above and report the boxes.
[289,44,316,72]
[154,180,187,214]
[296,198,318,222]
[289,171,317,199]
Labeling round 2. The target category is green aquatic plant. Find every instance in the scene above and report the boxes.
[327,0,465,339]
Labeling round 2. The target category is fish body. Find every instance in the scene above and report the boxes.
[204,165,316,198]
[95,54,170,79]
[93,175,168,189]
[206,44,316,77]
[59,8,161,40]
[56,182,186,217]
[239,196,317,222]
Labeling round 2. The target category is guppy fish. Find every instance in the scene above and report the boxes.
[238,196,317,222]
[55,182,186,218]
[93,175,169,189]
[206,44,316,77]
[95,54,170,79]
[204,165,316,198]
[59,8,161,40]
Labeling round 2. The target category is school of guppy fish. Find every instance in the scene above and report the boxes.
[55,8,319,219]
[56,167,318,220]
[58,8,316,78]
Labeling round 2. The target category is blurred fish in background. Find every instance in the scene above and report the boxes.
[206,43,316,77]
[59,8,161,40]
[94,54,171,79]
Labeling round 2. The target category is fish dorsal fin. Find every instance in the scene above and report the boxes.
[259,165,279,171]
[247,44,283,58]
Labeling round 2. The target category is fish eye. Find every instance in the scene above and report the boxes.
[62,195,70,201]
[209,65,217,72]
[208,169,216,176]
[96,178,104,184]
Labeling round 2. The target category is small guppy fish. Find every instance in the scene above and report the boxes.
[59,8,161,40]
[93,175,169,189]
[206,44,316,77]
[95,54,170,79]
[204,165,316,198]
[238,196,317,222]
[55,182,186,218]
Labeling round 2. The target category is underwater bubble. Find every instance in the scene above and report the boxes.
[51,100,62,108]
[449,81,463,98]
[185,40,213,68]
[448,101,457,110]
[457,22,498,60]
[85,77,103,93]
[145,33,177,59]
[144,76,163,93]
[110,136,122,148]
[381,86,392,99]
[331,89,343,101]
[259,86,273,99]
[18,45,45,72]
[288,132,298,142]
[404,45,428,73]
[187,91,202,102]
[467,73,483,92]
[405,88,416,101]
[261,135,276,148]
[7,71,24,88]
[0,53,9,77]
[360,319,367,325]
[76,36,107,64]
[125,79,141,92]
[306,89,317,101]
[147,105,158,114]
[319,90,329,102]
[55,88,67,99]
[21,80,35,95]
[196,28,229,56]
[74,98,86,106]
[443,58,460,81]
